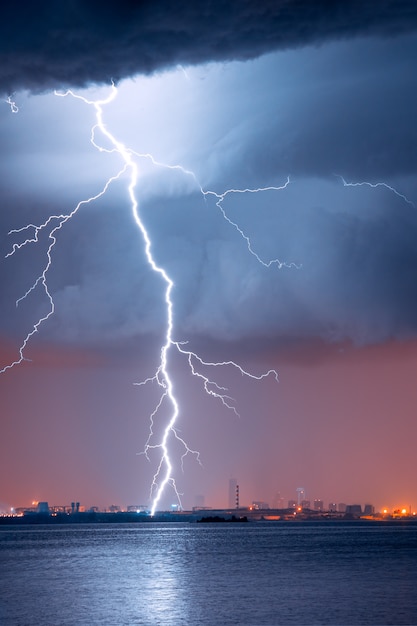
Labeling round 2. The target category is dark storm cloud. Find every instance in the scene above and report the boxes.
[249,37,417,181]
[1,0,417,94]
[175,195,417,347]
[179,34,417,186]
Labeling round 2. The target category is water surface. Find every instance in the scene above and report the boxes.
[1,521,416,625]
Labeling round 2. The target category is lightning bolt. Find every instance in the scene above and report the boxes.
[5,95,18,113]
[3,82,285,514]
[336,175,415,208]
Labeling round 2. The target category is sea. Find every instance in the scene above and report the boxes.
[1,520,417,626]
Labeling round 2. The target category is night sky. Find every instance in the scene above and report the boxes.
[1,1,417,513]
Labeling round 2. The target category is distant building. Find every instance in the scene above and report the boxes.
[49,505,67,514]
[346,504,362,516]
[314,499,324,511]
[363,504,374,515]
[301,500,311,510]
[288,500,297,509]
[37,502,49,514]
[14,508,27,516]
[251,501,270,510]
[127,505,148,513]
[328,502,337,512]
[338,503,347,513]
[296,488,305,506]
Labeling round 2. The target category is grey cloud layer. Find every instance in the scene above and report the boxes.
[1,0,417,93]
[15,180,417,349]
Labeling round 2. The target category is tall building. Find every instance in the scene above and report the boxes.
[228,478,238,509]
[346,504,362,516]
[296,487,305,506]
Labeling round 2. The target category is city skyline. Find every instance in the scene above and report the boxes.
[2,436,416,513]
[1,3,417,513]
[3,496,415,519]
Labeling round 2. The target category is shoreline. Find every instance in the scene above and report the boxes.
[1,509,416,525]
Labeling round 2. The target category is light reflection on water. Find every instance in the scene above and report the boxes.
[0,521,417,625]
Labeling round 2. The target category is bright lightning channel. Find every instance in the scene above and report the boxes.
[3,83,285,515]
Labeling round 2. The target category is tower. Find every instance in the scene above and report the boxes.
[296,487,305,506]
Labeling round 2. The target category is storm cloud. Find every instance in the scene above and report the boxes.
[1,0,417,94]
[1,2,417,353]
